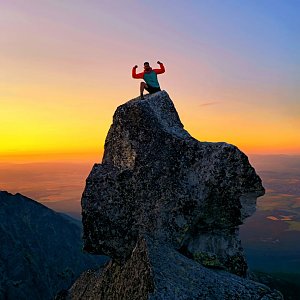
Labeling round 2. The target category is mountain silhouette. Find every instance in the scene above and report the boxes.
[0,191,107,300]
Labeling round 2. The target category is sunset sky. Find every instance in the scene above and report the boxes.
[1,0,300,163]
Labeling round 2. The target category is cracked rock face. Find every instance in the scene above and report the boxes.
[81,91,265,276]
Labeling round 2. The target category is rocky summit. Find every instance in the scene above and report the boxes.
[78,91,282,299]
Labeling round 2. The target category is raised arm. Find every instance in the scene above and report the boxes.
[153,61,165,74]
[132,65,144,79]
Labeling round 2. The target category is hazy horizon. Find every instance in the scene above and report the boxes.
[1,153,300,276]
[1,153,299,216]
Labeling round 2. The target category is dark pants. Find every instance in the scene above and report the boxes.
[145,85,161,94]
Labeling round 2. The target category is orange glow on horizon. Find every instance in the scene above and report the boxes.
[2,84,299,164]
[0,151,103,164]
[1,142,299,165]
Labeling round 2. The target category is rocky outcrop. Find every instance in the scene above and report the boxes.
[78,91,282,299]
[0,191,107,300]
[67,236,282,300]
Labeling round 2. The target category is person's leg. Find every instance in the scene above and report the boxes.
[140,82,147,99]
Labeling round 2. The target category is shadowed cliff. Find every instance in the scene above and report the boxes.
[0,191,107,300]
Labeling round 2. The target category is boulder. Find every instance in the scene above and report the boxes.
[77,91,282,299]
[82,91,263,276]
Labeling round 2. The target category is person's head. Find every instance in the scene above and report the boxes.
[144,62,151,71]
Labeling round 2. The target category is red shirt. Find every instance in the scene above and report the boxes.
[132,63,165,79]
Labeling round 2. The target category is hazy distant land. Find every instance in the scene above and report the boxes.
[1,154,299,284]
[242,155,300,278]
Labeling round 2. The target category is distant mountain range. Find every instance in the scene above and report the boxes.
[0,191,107,300]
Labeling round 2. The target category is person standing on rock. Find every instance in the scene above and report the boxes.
[132,61,165,99]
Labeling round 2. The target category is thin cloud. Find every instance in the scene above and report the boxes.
[199,101,219,107]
